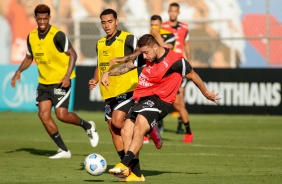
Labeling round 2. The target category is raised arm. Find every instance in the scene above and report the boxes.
[109,48,141,66]
[101,61,138,87]
[185,69,220,104]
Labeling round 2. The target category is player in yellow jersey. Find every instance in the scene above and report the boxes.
[88,9,142,182]
[10,4,98,159]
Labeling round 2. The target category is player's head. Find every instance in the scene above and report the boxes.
[168,2,180,22]
[100,9,119,38]
[151,15,162,28]
[137,34,161,62]
[34,4,51,33]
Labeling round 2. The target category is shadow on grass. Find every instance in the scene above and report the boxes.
[6,148,58,156]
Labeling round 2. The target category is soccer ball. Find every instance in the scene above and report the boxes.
[84,153,107,176]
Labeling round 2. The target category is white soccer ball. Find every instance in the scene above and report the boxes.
[84,153,107,176]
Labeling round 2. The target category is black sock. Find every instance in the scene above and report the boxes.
[80,119,91,131]
[177,117,182,130]
[184,121,192,134]
[50,132,68,151]
[157,119,163,129]
[130,159,141,177]
[121,151,135,166]
[117,150,125,160]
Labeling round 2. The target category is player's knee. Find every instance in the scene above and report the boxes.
[55,111,68,122]
[38,111,50,121]
[111,118,124,129]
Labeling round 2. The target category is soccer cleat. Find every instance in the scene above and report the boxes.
[109,163,130,177]
[87,121,99,147]
[183,133,194,143]
[149,124,163,149]
[120,173,145,182]
[49,148,71,159]
[143,135,149,144]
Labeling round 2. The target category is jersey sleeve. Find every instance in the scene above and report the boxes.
[53,31,73,52]
[171,58,192,76]
[125,34,138,55]
[26,34,32,56]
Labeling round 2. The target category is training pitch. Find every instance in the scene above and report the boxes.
[0,111,281,183]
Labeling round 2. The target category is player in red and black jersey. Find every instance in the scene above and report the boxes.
[102,34,220,180]
[162,2,193,142]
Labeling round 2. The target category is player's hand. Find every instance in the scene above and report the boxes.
[89,79,98,90]
[109,57,124,66]
[101,72,110,90]
[11,71,21,88]
[59,76,70,88]
[205,90,221,104]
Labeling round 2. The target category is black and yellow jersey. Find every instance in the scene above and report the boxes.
[27,25,75,84]
[96,30,138,100]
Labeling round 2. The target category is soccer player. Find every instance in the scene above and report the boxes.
[162,2,193,142]
[143,14,177,143]
[10,4,99,159]
[102,34,220,181]
[88,9,142,182]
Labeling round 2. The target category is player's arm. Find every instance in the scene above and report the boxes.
[109,48,141,66]
[109,34,138,66]
[185,41,191,61]
[101,61,137,87]
[171,58,220,104]
[11,35,34,88]
[185,69,220,103]
[89,44,99,90]
[184,30,191,61]
[54,31,77,87]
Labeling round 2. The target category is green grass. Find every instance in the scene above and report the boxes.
[1,111,282,183]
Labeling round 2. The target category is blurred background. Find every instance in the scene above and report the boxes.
[1,0,282,68]
[1,0,282,114]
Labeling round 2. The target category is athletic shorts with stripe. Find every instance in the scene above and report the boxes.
[36,82,71,108]
[126,95,172,132]
[104,92,135,121]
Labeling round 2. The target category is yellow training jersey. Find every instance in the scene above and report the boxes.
[29,26,75,84]
[97,31,138,100]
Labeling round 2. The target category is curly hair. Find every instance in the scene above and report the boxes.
[34,4,50,16]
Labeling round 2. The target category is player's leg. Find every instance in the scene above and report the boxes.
[107,119,125,160]
[36,84,70,159]
[52,83,98,147]
[110,115,149,180]
[105,92,134,161]
[175,86,193,143]
[110,96,170,179]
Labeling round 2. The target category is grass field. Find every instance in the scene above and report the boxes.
[1,111,282,184]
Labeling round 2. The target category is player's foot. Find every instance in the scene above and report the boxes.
[149,124,163,149]
[120,172,145,182]
[143,135,149,144]
[49,148,71,159]
[87,121,99,147]
[109,163,130,177]
[183,133,194,143]
[176,128,185,134]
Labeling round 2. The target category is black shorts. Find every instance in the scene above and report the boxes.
[36,82,71,108]
[126,96,172,130]
[104,92,135,121]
